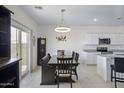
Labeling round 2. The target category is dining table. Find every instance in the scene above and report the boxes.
[41,55,79,85]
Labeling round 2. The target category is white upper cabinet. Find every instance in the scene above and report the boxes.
[110,34,124,45]
[85,33,124,45]
[85,34,99,44]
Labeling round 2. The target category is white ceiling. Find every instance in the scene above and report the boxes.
[19,5,124,26]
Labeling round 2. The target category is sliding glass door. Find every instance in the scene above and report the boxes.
[11,26,20,58]
[11,26,30,78]
[21,31,29,76]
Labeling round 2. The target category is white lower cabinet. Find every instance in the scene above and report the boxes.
[97,55,114,82]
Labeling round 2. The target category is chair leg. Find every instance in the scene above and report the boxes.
[70,75,72,88]
[75,69,78,80]
[114,71,117,88]
[57,76,59,88]
[111,67,113,82]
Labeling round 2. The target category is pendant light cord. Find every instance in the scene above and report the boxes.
[61,9,65,26]
[55,9,71,32]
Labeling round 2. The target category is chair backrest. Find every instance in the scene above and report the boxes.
[75,53,79,62]
[41,55,50,66]
[57,57,73,74]
[114,57,124,73]
[57,50,64,56]
[47,53,51,60]
[72,51,75,59]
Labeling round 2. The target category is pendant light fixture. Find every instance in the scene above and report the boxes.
[55,9,71,33]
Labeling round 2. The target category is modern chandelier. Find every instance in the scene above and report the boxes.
[55,9,71,33]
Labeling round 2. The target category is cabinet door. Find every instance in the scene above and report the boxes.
[91,34,99,44]
[85,34,98,44]
[111,34,123,45]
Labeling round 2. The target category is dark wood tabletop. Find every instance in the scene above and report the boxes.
[48,55,79,65]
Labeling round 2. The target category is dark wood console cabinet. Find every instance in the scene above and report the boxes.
[0,58,20,88]
[0,6,20,88]
[0,5,14,61]
[37,38,46,65]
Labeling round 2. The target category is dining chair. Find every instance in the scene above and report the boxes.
[47,53,51,60]
[56,57,73,88]
[57,50,65,56]
[110,57,124,88]
[72,53,79,80]
[75,53,79,62]
[40,55,56,85]
[72,51,75,60]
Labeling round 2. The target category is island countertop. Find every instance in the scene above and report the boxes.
[83,49,124,53]
[97,54,124,58]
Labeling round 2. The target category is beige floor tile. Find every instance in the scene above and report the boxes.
[20,62,124,88]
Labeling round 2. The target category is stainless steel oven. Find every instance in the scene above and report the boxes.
[97,47,108,52]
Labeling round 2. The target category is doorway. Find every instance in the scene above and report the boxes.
[11,26,30,78]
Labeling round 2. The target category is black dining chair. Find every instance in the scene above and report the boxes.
[75,53,79,62]
[57,50,65,56]
[56,57,73,88]
[72,51,76,60]
[110,57,124,88]
[40,55,56,85]
[72,53,79,80]
[47,53,51,60]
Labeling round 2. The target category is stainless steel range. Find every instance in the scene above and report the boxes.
[96,47,113,54]
[97,47,108,52]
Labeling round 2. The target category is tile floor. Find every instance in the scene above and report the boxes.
[20,62,124,88]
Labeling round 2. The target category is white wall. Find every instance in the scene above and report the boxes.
[38,25,124,62]
[5,5,124,64]
[5,5,38,71]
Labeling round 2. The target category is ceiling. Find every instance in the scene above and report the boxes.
[19,5,124,26]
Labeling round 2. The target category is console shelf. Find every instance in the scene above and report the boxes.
[0,58,20,88]
[0,77,16,88]
[0,6,20,88]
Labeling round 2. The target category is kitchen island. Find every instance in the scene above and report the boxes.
[83,49,124,65]
[97,54,124,82]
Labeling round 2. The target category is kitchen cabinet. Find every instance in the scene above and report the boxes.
[97,55,118,82]
[97,55,111,82]
[85,33,124,45]
[85,34,99,44]
[110,34,124,45]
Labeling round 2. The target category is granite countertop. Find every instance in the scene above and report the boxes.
[109,49,124,52]
[83,49,97,52]
[83,49,124,52]
[97,54,124,58]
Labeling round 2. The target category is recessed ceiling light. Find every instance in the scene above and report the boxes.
[93,18,98,22]
[34,6,43,10]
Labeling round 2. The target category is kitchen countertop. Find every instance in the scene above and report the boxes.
[83,49,124,52]
[97,54,124,58]
[109,49,124,52]
[83,49,98,52]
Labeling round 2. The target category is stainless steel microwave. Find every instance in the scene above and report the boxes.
[99,38,111,45]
